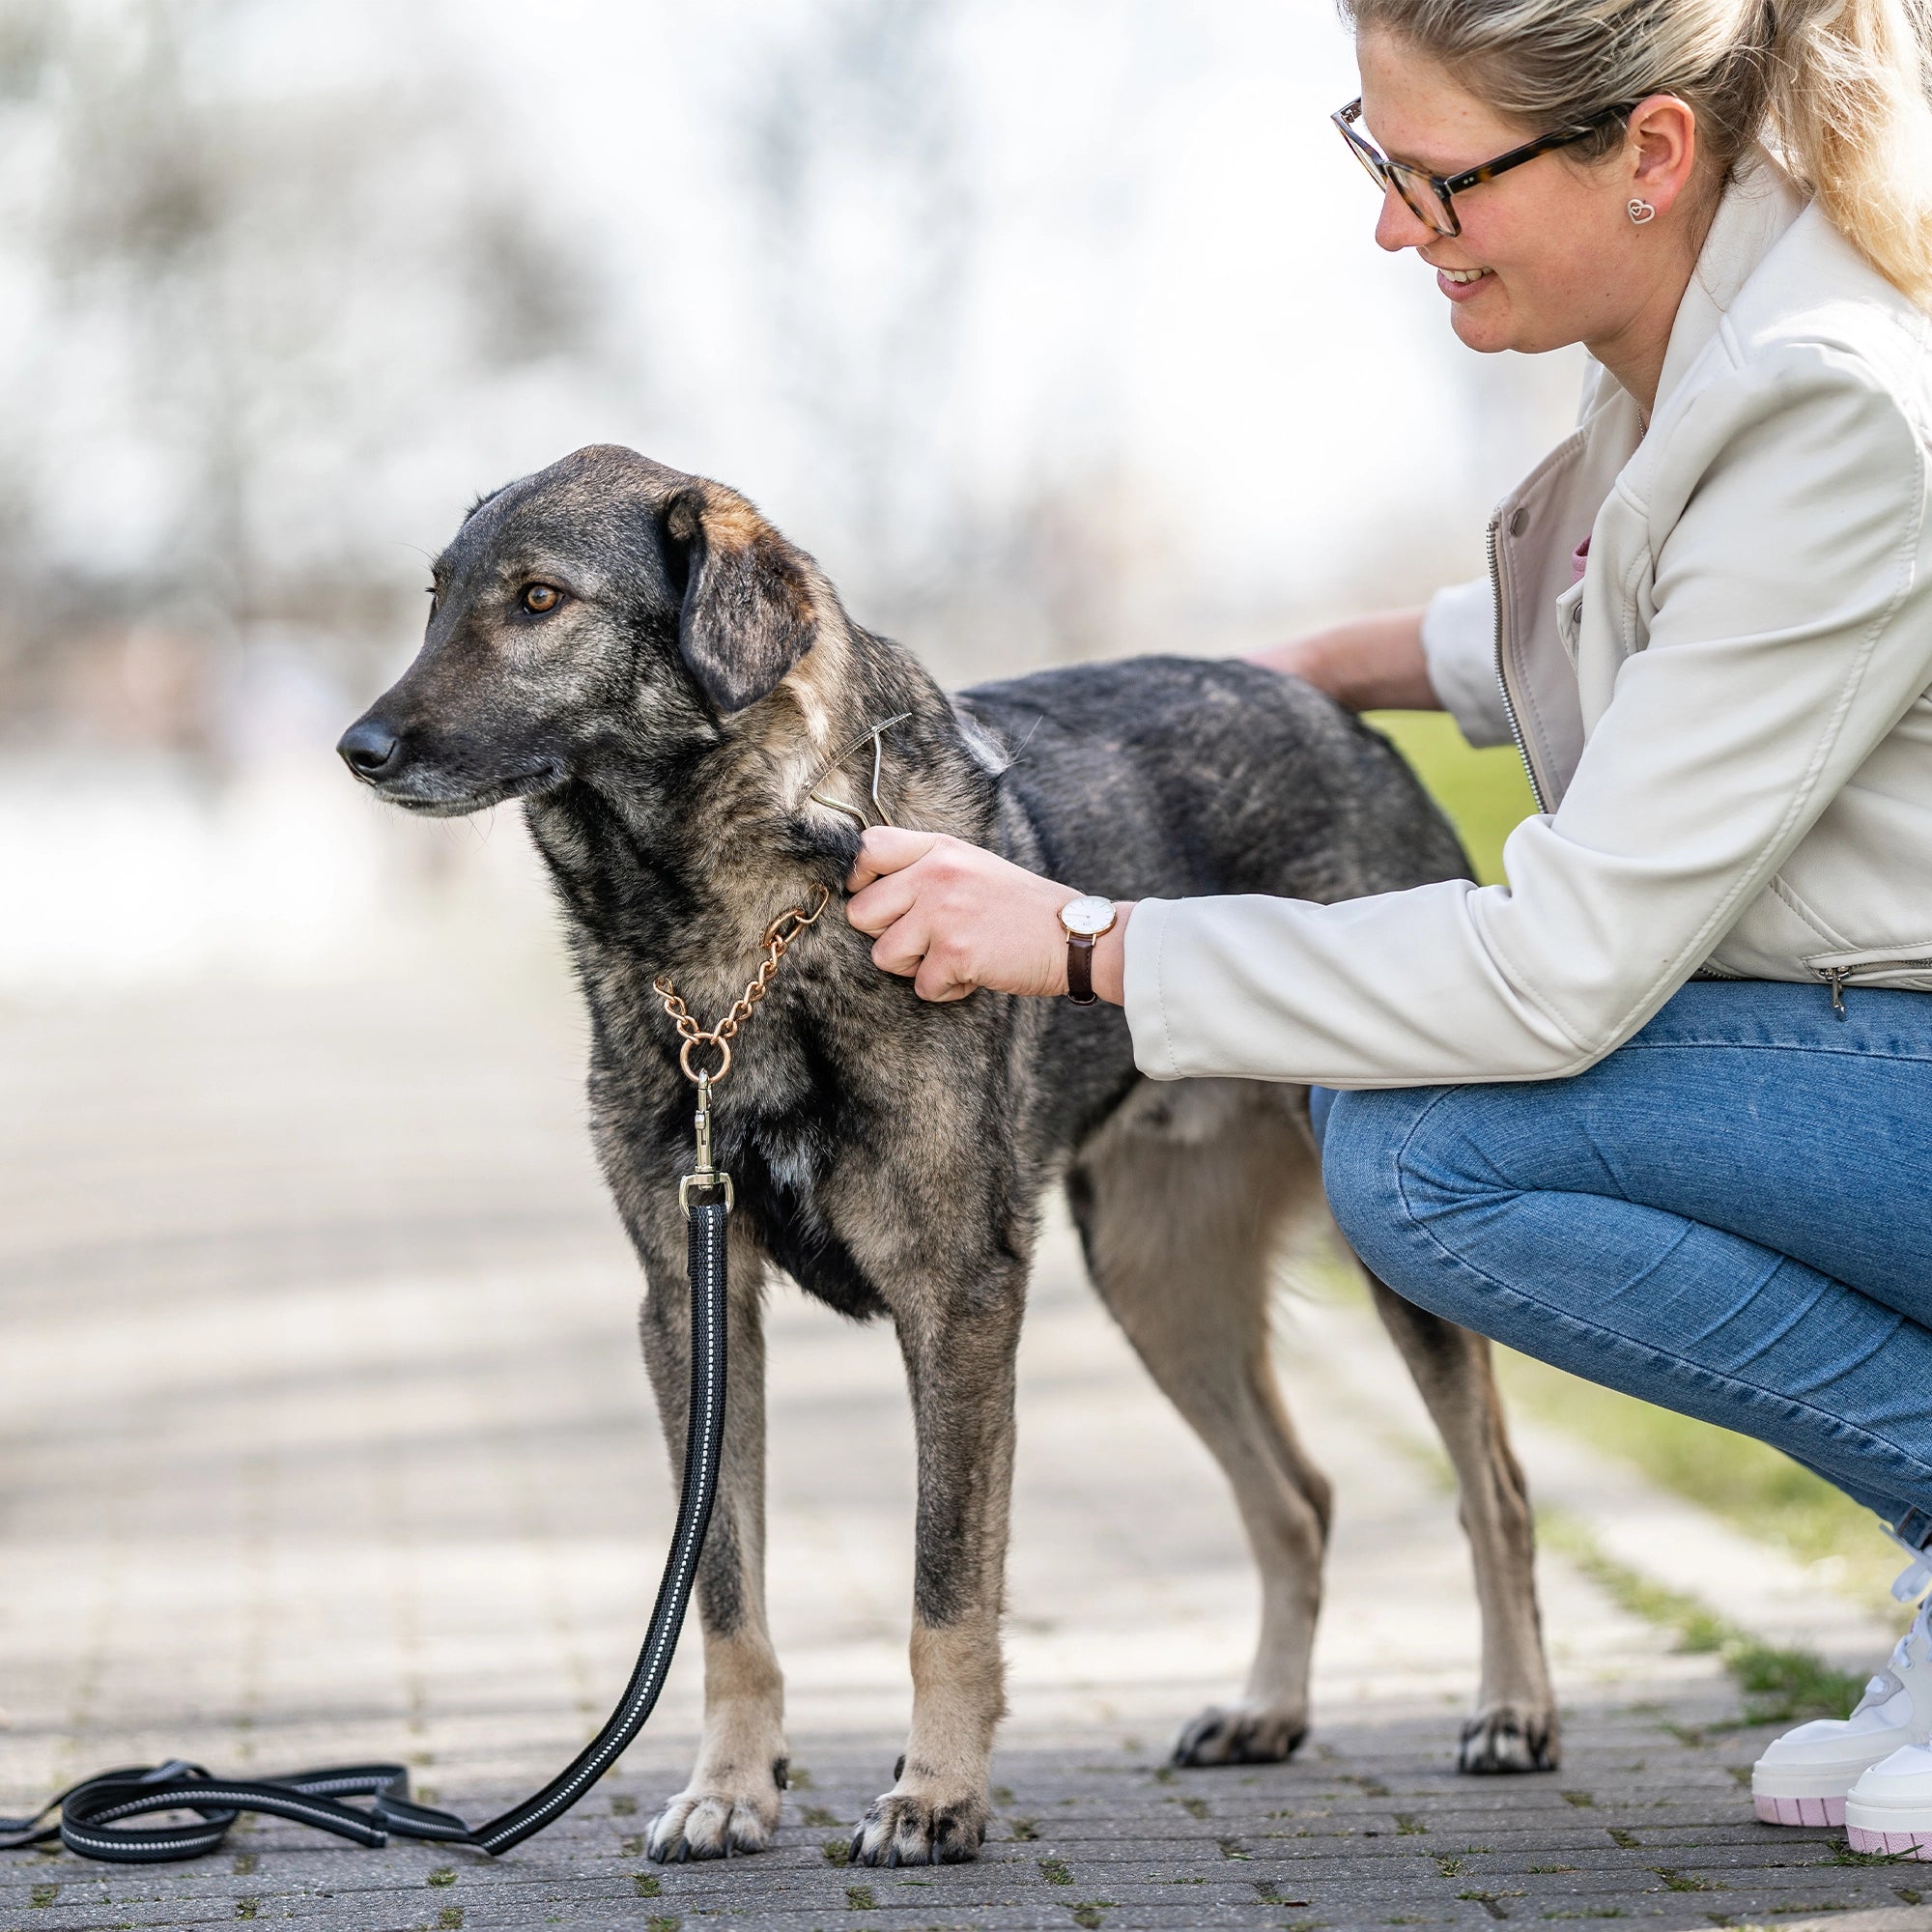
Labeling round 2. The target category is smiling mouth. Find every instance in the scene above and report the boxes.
[1438,265,1493,285]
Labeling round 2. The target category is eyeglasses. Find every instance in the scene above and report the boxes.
[1332,97,1633,238]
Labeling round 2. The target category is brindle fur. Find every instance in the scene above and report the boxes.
[338,444,1558,1868]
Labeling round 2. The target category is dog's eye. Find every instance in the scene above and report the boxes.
[522,583,562,614]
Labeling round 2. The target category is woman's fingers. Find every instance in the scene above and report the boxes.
[846,825,938,895]
[867,905,937,980]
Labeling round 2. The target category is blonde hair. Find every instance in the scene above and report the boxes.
[1343,0,1932,307]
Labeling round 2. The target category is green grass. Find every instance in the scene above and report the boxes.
[1541,1510,1865,1723]
[1365,707,1536,886]
[1368,709,1902,1615]
[1505,1352,1904,1612]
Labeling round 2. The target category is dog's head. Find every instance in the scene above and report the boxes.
[336,445,831,815]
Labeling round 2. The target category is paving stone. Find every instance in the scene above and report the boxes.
[1,973,1924,1932]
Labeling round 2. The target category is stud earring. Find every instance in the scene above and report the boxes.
[1628,197,1657,224]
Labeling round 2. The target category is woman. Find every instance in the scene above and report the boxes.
[844,0,1932,1856]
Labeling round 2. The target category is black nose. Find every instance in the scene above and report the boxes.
[337,718,401,780]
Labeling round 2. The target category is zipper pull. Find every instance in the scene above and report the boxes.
[1821,967,1850,1020]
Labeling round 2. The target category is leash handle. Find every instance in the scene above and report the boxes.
[2,1762,419,1864]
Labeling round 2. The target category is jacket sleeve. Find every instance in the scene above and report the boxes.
[1124,346,1932,1088]
[1420,575,1513,747]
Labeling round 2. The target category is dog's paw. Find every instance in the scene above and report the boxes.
[1170,1701,1308,1767]
[847,1784,986,1866]
[1458,1703,1560,1775]
[647,1783,781,1861]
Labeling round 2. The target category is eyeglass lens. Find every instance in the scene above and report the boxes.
[1339,114,1458,236]
[1389,166,1457,235]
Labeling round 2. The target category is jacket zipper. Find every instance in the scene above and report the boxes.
[1488,514,1551,816]
[1814,957,1932,1018]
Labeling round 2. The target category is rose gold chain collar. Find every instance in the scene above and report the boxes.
[652,882,833,1090]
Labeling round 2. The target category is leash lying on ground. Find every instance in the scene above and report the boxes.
[0,890,832,1866]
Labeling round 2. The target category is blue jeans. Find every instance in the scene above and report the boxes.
[1313,980,1932,1551]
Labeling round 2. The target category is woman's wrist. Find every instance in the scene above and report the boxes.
[1090,902,1135,1006]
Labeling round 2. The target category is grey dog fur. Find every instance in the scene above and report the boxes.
[339,444,1557,1868]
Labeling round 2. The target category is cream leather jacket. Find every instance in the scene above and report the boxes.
[1122,156,1932,1088]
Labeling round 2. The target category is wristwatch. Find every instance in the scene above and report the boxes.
[1059,895,1118,1006]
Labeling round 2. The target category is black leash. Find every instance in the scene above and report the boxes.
[2,888,828,1866]
[0,1195,728,1864]
[0,885,827,1855]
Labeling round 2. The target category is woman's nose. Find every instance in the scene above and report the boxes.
[1374,182,1438,254]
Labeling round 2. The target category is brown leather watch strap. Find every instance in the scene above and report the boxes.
[1066,933,1097,1006]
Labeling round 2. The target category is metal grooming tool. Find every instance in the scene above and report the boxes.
[805,712,913,831]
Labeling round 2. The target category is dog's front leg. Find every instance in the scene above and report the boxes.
[850,1274,1026,1866]
[634,1213,788,1861]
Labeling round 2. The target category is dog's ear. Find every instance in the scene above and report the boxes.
[661,485,820,714]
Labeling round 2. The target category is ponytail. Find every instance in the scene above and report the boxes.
[1345,0,1932,307]
[1768,0,1932,306]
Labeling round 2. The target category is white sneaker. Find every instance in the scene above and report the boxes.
[1752,1589,1932,1829]
[1846,1742,1932,1855]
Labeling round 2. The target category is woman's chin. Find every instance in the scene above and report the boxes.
[1448,299,1520,355]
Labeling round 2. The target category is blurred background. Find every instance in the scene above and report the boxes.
[2,0,1901,1872]
[0,0,1578,988]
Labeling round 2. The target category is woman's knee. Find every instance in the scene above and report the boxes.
[1318,1084,1456,1281]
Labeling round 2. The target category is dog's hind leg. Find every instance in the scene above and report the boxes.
[1359,1270,1560,1773]
[632,1212,789,1862]
[847,1257,1028,1867]
[1068,1081,1333,1768]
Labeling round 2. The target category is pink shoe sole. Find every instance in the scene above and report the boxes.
[1846,1822,1932,1858]
[1754,1794,1846,1827]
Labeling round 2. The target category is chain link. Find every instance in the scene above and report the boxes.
[653,883,833,1086]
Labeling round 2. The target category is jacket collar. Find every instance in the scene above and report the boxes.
[1653,149,1807,410]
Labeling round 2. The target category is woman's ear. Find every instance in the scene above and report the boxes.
[1625,93,1700,221]
[661,484,821,714]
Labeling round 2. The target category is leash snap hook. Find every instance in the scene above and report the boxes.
[678,1068,735,1218]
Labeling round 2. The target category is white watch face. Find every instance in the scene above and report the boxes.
[1060,895,1117,938]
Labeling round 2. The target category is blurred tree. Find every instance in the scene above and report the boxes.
[728,0,1182,676]
[742,0,977,589]
[0,0,603,757]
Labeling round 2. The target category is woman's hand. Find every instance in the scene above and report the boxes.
[845,827,1132,1004]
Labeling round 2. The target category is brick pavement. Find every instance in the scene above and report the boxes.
[2,962,1926,1932]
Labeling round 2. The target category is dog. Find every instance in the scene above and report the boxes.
[337,444,1557,1867]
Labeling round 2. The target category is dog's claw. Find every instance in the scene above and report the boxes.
[1459,1704,1560,1774]
[1171,1702,1308,1768]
